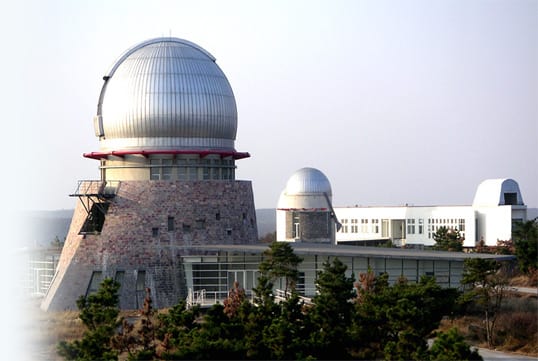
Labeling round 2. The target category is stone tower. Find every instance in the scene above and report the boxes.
[42,37,258,310]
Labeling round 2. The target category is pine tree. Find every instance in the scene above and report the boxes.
[259,241,302,296]
[307,258,355,359]
[57,278,121,361]
[433,226,464,251]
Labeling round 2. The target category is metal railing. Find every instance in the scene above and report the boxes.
[70,180,120,197]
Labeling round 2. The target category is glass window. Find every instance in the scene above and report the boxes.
[162,159,172,180]
[136,270,146,309]
[150,159,160,180]
[86,271,103,297]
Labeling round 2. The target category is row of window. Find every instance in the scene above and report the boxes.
[151,213,252,237]
[338,218,466,237]
[149,158,235,180]
[87,270,147,308]
[406,219,424,235]
[340,219,380,234]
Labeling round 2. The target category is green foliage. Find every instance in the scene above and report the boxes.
[259,242,303,295]
[262,292,309,360]
[57,278,121,361]
[58,251,468,360]
[433,226,464,251]
[307,258,355,360]
[513,219,538,273]
[352,275,458,360]
[429,328,483,361]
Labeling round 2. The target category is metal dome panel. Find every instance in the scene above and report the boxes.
[96,37,237,151]
[284,167,332,196]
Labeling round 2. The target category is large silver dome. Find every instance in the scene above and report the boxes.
[94,37,237,152]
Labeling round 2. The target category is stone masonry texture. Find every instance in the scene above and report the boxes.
[41,180,258,311]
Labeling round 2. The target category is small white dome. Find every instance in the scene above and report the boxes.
[277,167,332,210]
[472,178,524,207]
[284,167,332,196]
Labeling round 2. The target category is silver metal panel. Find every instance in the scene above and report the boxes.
[97,38,237,151]
[284,168,333,196]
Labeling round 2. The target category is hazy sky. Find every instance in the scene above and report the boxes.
[3,0,537,210]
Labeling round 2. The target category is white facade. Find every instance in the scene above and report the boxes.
[334,179,527,247]
[276,171,528,248]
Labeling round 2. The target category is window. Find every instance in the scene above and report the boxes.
[418,219,424,234]
[188,159,197,180]
[381,219,390,238]
[200,159,210,180]
[458,219,465,232]
[178,159,187,180]
[80,202,109,234]
[196,219,205,229]
[152,227,159,237]
[372,219,379,233]
[86,271,103,297]
[168,216,175,231]
[407,219,416,234]
[114,270,124,284]
[216,212,221,221]
[136,270,146,309]
[504,192,518,205]
[361,219,368,233]
[341,219,348,233]
[162,159,173,180]
[150,159,160,180]
[351,219,358,233]
[183,224,191,232]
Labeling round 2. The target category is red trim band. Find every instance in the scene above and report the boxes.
[83,149,250,160]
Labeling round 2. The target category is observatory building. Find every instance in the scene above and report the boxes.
[275,169,528,248]
[42,37,258,310]
[276,167,339,244]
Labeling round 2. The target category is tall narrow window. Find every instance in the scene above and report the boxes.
[381,219,390,238]
[150,159,160,180]
[167,216,175,231]
[361,219,368,233]
[407,219,416,234]
[341,219,348,233]
[372,219,380,233]
[136,270,146,309]
[162,159,173,180]
[86,271,103,297]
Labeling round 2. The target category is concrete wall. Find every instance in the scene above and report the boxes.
[41,180,258,311]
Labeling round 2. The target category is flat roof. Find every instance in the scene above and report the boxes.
[190,243,516,262]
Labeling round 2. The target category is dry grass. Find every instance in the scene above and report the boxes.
[437,293,538,358]
[509,271,538,287]
[26,299,142,361]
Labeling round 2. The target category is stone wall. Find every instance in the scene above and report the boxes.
[41,180,258,311]
[285,211,334,243]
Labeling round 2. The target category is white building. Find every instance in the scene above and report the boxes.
[335,178,526,247]
[277,169,527,248]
